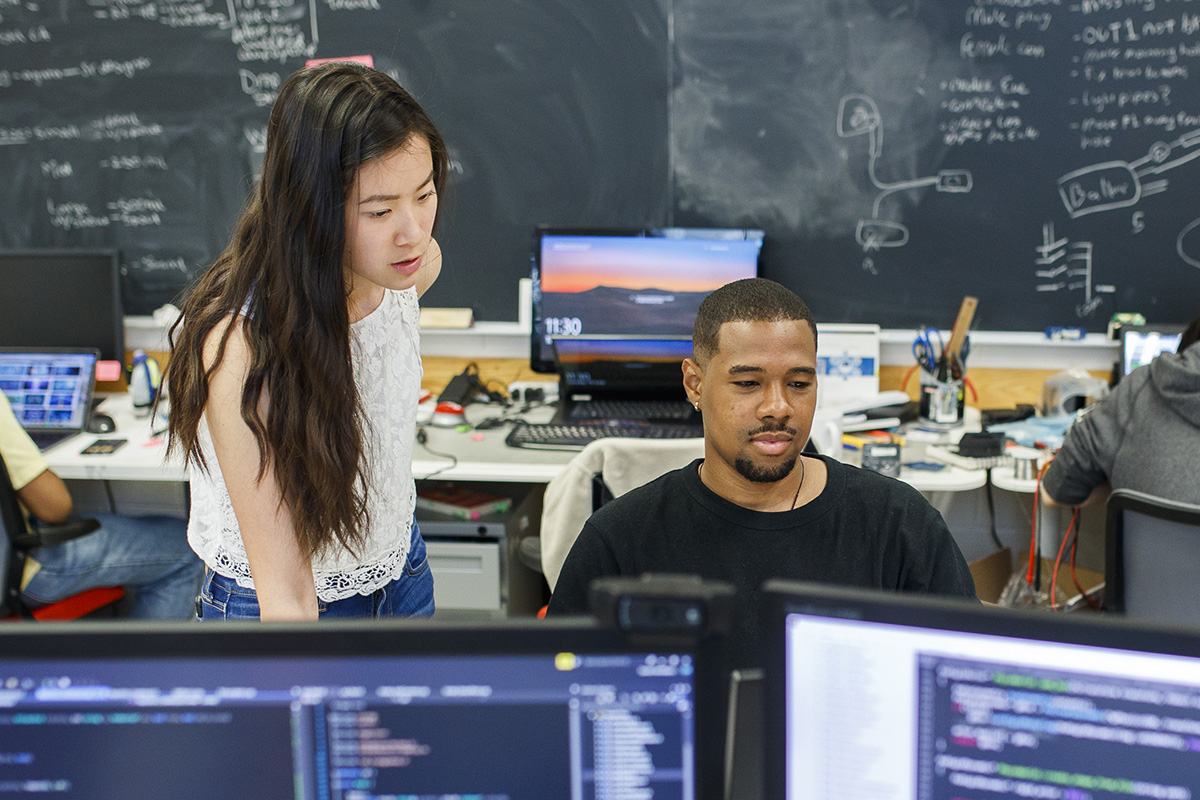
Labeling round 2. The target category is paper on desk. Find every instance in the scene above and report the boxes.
[833,390,912,416]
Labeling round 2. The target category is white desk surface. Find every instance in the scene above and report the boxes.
[44,395,580,484]
[46,394,986,493]
[43,394,180,482]
[989,466,1040,494]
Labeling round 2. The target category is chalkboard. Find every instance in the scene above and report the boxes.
[0,0,669,319]
[4,0,1200,331]
[671,0,1200,331]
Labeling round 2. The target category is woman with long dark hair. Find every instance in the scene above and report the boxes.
[166,61,449,620]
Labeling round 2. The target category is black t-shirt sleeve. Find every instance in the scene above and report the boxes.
[897,488,978,599]
[546,520,623,617]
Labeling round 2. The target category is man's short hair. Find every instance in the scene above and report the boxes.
[692,278,817,364]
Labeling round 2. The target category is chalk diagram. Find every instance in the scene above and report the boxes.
[837,94,973,253]
[1034,222,1114,317]
[1176,217,1200,268]
[1052,130,1200,303]
[1056,130,1200,219]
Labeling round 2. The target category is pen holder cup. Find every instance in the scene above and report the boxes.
[918,372,965,428]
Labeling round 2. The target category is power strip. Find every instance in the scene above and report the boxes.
[507,380,559,405]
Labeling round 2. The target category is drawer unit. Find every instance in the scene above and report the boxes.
[426,540,502,612]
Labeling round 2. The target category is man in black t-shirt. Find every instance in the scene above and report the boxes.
[546,278,977,668]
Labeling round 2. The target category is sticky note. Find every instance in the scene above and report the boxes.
[96,360,123,382]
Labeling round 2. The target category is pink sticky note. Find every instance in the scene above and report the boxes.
[96,360,123,382]
[306,55,374,68]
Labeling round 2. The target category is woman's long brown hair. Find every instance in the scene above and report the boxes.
[165,62,449,558]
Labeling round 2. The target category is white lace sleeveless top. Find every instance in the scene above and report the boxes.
[187,288,421,601]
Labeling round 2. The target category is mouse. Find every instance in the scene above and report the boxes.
[86,412,117,434]
[430,401,466,428]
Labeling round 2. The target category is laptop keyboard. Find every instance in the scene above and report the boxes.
[29,431,74,451]
[567,399,696,422]
[505,421,702,451]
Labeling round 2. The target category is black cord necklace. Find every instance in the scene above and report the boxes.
[699,457,806,510]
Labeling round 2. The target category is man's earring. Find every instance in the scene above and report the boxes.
[693,401,700,411]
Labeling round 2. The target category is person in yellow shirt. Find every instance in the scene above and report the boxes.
[1,394,203,618]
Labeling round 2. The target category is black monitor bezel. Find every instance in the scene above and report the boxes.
[0,248,124,363]
[0,617,726,797]
[761,581,1200,800]
[529,225,765,374]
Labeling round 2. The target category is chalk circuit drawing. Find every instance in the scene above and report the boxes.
[1035,222,1115,317]
[1056,130,1200,218]
[837,94,973,252]
[1176,216,1200,268]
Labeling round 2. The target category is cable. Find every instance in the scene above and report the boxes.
[1069,526,1102,611]
[1026,459,1054,593]
[415,435,458,482]
[983,469,1005,551]
[1049,507,1079,612]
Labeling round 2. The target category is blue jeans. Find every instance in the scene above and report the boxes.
[197,520,435,620]
[21,512,204,620]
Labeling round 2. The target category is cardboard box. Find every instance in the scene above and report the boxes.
[968,547,1104,611]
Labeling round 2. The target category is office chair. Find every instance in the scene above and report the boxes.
[0,452,125,621]
[538,437,708,591]
[1104,488,1200,624]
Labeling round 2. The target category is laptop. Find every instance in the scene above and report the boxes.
[0,347,99,451]
[763,581,1200,800]
[0,617,724,798]
[550,335,701,427]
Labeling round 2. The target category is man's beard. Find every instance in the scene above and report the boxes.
[734,455,798,484]
[733,421,800,483]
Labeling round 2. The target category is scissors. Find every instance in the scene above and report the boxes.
[912,327,944,374]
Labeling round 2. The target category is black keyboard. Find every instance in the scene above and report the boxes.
[567,399,696,422]
[505,421,702,451]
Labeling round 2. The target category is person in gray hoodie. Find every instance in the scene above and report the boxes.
[1042,316,1200,507]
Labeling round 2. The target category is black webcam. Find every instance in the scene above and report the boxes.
[589,574,736,635]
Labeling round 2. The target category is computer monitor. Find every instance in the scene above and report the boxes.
[763,581,1200,800]
[551,335,695,391]
[530,227,764,373]
[0,249,124,363]
[0,618,723,798]
[1120,324,1184,377]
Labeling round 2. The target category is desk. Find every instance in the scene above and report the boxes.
[46,394,995,613]
[49,394,986,493]
[44,395,177,482]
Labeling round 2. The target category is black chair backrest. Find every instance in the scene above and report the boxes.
[588,438,818,514]
[0,451,32,617]
[1105,488,1200,623]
